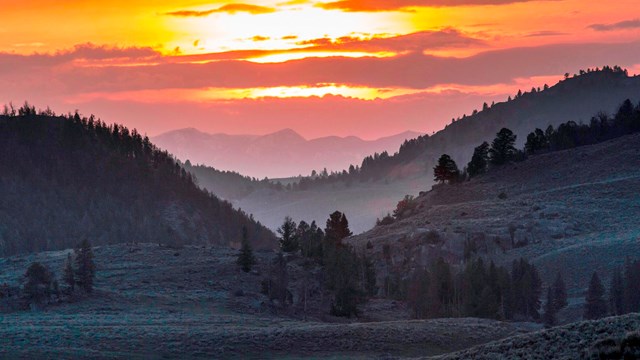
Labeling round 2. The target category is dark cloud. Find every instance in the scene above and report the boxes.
[524,31,567,37]
[589,19,640,31]
[165,4,275,17]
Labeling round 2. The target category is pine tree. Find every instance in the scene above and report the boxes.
[543,286,556,327]
[63,253,75,292]
[467,142,490,178]
[236,226,256,273]
[609,267,624,315]
[623,258,640,313]
[433,154,460,184]
[553,273,568,311]
[277,216,299,253]
[489,128,517,165]
[324,211,352,248]
[23,262,54,305]
[74,239,96,293]
[584,272,607,320]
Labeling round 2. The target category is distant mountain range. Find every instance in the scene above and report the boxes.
[152,128,422,179]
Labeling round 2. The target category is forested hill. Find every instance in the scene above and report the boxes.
[289,66,640,188]
[0,106,276,256]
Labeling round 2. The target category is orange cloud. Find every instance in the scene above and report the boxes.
[317,0,557,12]
[165,4,276,17]
[295,29,486,52]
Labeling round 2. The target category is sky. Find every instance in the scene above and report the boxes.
[1,0,639,139]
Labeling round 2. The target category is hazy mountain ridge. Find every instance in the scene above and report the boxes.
[0,110,276,255]
[153,127,422,178]
[227,69,640,232]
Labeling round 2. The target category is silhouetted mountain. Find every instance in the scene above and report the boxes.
[0,107,275,255]
[152,128,422,178]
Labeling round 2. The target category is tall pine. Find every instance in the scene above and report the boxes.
[63,253,75,292]
[236,226,256,273]
[74,239,96,293]
[584,272,607,320]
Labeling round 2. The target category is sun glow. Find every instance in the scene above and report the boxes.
[163,6,412,56]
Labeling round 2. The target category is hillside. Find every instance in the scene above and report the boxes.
[428,313,640,360]
[152,127,421,179]
[208,69,640,233]
[0,109,276,255]
[348,132,640,321]
[0,244,530,359]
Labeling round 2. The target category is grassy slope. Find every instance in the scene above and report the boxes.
[349,133,640,321]
[427,313,640,360]
[0,244,526,359]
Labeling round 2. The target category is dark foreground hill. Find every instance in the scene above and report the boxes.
[0,108,275,255]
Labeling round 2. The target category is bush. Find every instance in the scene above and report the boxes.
[376,214,395,226]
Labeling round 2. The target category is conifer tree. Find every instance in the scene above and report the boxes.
[584,272,607,320]
[433,154,459,184]
[63,253,75,292]
[609,267,624,315]
[553,273,568,311]
[467,142,490,178]
[23,262,54,305]
[543,286,557,327]
[277,216,299,253]
[236,226,256,273]
[74,239,96,293]
[489,128,517,165]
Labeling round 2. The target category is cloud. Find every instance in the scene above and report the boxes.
[251,36,271,42]
[295,29,485,52]
[524,31,567,37]
[3,40,640,98]
[165,4,275,17]
[317,0,557,12]
[588,19,640,31]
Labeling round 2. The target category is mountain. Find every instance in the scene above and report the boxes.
[0,108,276,255]
[225,68,640,233]
[152,128,422,178]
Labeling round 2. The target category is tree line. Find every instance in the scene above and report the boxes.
[433,97,640,183]
[238,211,376,318]
[1,239,96,311]
[581,259,640,322]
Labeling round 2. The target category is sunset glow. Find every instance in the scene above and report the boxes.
[2,0,639,138]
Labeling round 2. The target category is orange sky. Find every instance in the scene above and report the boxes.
[1,0,639,138]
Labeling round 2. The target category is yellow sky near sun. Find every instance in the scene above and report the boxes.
[3,0,637,57]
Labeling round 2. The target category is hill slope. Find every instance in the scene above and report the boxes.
[348,132,640,321]
[0,110,275,255]
[428,313,640,360]
[152,127,421,178]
